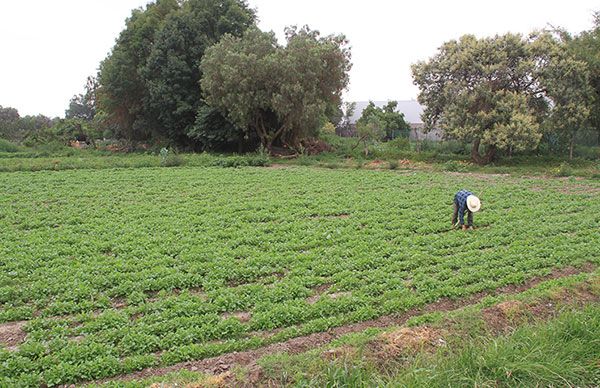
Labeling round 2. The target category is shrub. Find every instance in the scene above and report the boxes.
[442,160,468,172]
[574,145,600,160]
[159,148,184,167]
[321,122,336,135]
[0,138,21,152]
[386,137,411,151]
[555,162,573,177]
[246,154,270,167]
[210,154,270,168]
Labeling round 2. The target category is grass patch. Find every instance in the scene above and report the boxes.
[254,275,600,387]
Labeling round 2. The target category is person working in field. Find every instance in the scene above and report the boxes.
[452,189,481,230]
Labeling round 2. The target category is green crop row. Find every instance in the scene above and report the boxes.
[0,167,599,386]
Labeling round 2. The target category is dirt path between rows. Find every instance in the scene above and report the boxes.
[0,320,27,350]
[90,263,596,386]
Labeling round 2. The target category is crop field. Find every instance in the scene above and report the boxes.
[0,166,599,386]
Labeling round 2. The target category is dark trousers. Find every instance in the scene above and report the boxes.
[452,200,473,226]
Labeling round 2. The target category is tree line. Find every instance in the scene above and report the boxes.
[412,27,598,163]
[1,2,599,164]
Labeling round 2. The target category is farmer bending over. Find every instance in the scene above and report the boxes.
[452,189,481,230]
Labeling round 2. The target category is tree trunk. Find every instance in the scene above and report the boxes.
[471,139,497,165]
[471,139,482,163]
[352,135,368,151]
[413,128,421,153]
[238,135,244,154]
[484,145,497,164]
[569,135,574,160]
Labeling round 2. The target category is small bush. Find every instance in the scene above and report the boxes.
[159,148,184,167]
[442,160,468,172]
[386,137,411,151]
[574,145,600,160]
[388,160,399,170]
[210,154,270,168]
[555,162,573,177]
[297,155,313,166]
[419,139,437,152]
[246,154,270,167]
[0,138,21,152]
[321,122,336,135]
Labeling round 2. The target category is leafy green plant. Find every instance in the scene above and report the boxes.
[159,148,183,167]
[0,166,598,385]
[0,138,21,152]
[442,160,468,172]
[555,162,574,177]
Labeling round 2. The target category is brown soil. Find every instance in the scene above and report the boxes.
[111,298,128,309]
[365,278,600,368]
[306,283,333,304]
[329,291,352,299]
[307,291,352,305]
[530,183,600,195]
[264,164,290,170]
[92,263,597,386]
[0,320,27,350]
[481,300,527,334]
[446,171,510,181]
[370,326,446,358]
[558,184,600,195]
[482,281,600,335]
[365,160,386,169]
[221,312,252,323]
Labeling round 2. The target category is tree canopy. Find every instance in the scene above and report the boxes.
[0,106,20,139]
[66,76,98,121]
[412,32,592,163]
[98,0,178,141]
[565,12,600,144]
[0,106,56,143]
[201,26,352,151]
[357,101,410,140]
[97,0,255,147]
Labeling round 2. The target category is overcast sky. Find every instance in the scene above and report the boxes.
[1,0,598,118]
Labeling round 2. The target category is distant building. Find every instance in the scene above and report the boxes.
[346,100,443,141]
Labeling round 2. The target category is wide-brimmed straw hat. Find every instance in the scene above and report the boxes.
[467,195,481,212]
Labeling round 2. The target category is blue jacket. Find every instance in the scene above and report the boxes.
[454,189,473,225]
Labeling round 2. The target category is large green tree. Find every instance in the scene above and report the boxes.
[66,76,98,121]
[337,101,356,135]
[201,26,352,151]
[0,106,20,140]
[141,0,255,145]
[566,12,600,145]
[98,0,178,141]
[0,106,57,143]
[97,0,254,146]
[357,101,410,140]
[412,33,592,164]
[535,32,594,159]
